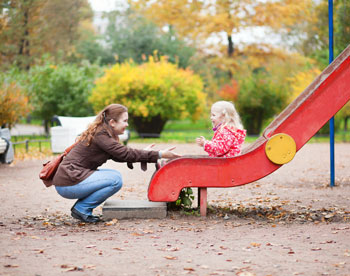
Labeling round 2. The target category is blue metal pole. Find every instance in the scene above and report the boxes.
[329,0,335,187]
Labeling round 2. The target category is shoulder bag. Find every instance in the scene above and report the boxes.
[39,142,77,187]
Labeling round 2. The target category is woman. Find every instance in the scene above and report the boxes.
[52,104,179,223]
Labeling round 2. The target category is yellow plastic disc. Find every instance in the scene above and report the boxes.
[265,133,296,165]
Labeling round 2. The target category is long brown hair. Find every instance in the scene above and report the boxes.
[78,104,128,146]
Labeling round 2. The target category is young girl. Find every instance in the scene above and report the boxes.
[196,101,246,157]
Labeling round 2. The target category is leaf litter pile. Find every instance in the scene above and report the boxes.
[10,197,350,232]
[208,186,350,225]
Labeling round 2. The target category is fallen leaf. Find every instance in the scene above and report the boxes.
[65,267,77,272]
[165,247,179,252]
[164,256,177,260]
[61,264,83,272]
[237,272,256,276]
[85,265,96,270]
[112,247,125,251]
[4,264,19,268]
[131,232,144,236]
[184,267,195,271]
[320,240,335,244]
[104,219,118,226]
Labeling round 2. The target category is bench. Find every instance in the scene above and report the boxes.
[51,116,130,153]
[0,128,14,164]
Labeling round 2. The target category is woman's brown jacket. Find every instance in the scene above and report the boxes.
[52,129,159,187]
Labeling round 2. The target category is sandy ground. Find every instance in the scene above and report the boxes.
[0,142,350,276]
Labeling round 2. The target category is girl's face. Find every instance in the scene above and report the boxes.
[109,112,129,135]
[210,107,224,128]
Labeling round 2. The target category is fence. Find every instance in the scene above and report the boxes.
[12,138,50,153]
[10,130,350,155]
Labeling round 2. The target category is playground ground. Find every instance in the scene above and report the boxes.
[1,142,350,276]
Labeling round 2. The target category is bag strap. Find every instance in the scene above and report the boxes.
[64,141,79,155]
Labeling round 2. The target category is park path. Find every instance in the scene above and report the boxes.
[9,124,46,136]
[0,142,350,276]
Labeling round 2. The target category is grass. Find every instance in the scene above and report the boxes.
[130,119,350,143]
[10,119,350,157]
[129,118,260,143]
[11,135,51,159]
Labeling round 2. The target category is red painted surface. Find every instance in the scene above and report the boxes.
[148,45,350,202]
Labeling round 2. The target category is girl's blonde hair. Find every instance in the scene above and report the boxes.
[212,101,243,129]
[77,104,128,146]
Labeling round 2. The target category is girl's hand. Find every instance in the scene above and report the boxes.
[196,136,206,147]
[159,147,181,159]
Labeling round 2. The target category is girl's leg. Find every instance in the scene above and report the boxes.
[55,169,122,216]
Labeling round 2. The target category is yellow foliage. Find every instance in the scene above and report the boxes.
[288,67,321,102]
[0,82,31,127]
[90,57,206,122]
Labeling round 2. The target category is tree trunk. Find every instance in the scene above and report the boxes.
[44,119,50,136]
[245,109,264,135]
[18,5,31,70]
[227,34,234,79]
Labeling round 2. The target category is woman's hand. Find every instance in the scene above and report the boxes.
[143,143,156,151]
[159,147,181,159]
[196,136,206,147]
[144,144,180,159]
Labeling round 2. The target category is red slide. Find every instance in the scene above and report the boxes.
[148,45,350,204]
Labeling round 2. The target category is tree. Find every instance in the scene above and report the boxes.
[295,0,350,68]
[235,67,288,135]
[0,81,31,128]
[104,9,195,68]
[89,57,206,137]
[131,0,314,78]
[0,0,93,70]
[335,0,350,55]
[73,32,115,65]
[27,62,101,133]
[294,0,350,133]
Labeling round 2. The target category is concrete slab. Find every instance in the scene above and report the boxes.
[102,200,167,220]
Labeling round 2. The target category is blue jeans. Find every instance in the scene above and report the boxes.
[55,169,122,216]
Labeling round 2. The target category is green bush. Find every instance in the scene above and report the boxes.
[27,61,101,131]
[236,70,288,135]
[90,57,206,136]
